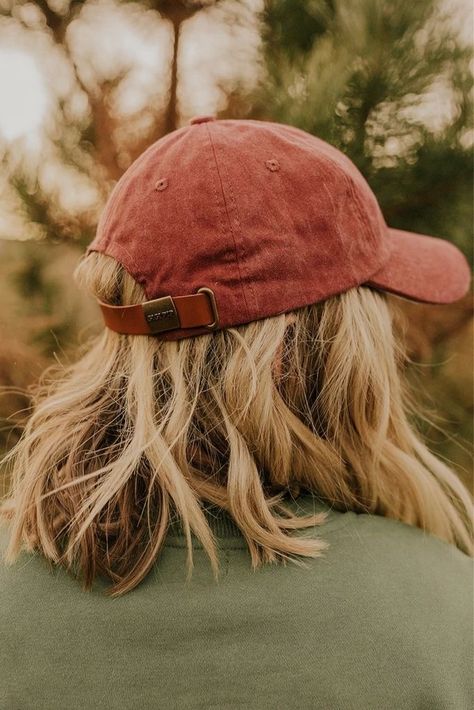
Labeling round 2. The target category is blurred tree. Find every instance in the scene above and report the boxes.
[256,0,473,258]
[0,0,472,477]
[1,0,229,246]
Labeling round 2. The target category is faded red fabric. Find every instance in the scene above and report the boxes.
[87,117,471,341]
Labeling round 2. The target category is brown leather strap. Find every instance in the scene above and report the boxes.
[97,288,219,335]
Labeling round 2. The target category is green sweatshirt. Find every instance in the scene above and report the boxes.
[0,493,472,710]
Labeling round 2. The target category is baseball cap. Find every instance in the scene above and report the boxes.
[86,116,471,341]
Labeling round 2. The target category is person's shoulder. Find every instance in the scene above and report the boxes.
[301,492,471,555]
[335,504,472,578]
[0,521,64,608]
[284,496,473,709]
[295,493,473,609]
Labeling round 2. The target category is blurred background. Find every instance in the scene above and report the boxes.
[0,0,472,494]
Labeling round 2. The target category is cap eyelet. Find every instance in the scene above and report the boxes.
[154,178,168,191]
[265,159,280,172]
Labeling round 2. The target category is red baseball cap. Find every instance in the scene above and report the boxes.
[86,116,471,341]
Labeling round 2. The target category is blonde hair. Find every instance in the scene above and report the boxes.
[0,252,472,596]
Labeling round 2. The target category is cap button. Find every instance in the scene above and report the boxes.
[189,115,216,125]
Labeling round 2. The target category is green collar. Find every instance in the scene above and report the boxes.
[165,493,335,544]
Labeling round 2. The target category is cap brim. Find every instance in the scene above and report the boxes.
[364,228,471,305]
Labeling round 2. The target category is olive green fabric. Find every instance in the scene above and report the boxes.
[1,494,472,710]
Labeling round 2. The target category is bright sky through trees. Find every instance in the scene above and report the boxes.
[0,49,47,140]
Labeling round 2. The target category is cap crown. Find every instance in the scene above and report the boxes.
[88,119,391,338]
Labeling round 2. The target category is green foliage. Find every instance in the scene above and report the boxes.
[258,0,473,258]
[262,0,335,57]
[10,243,75,355]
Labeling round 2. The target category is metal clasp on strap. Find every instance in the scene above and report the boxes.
[198,287,219,331]
[142,296,180,334]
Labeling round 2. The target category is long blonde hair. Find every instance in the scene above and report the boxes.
[1,251,472,596]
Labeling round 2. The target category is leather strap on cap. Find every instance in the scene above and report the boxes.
[97,287,219,336]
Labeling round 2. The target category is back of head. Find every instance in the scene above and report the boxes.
[1,249,471,597]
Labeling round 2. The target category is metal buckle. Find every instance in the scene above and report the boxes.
[142,296,180,334]
[198,287,220,331]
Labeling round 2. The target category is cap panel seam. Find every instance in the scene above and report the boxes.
[346,171,387,259]
[205,123,254,320]
[310,148,389,282]
[286,146,367,284]
[274,123,379,246]
[322,150,381,249]
[320,175,357,281]
[258,152,308,304]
